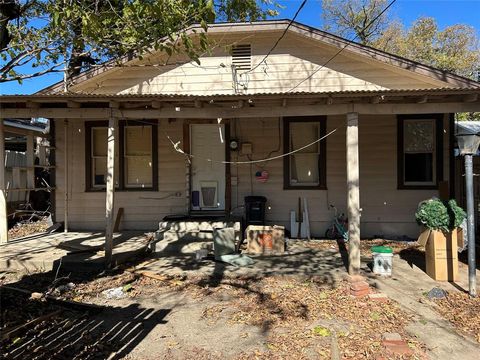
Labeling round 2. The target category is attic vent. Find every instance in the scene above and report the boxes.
[231,44,251,71]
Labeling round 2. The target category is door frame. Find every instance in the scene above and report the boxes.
[183,119,231,214]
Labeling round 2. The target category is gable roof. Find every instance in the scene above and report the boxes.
[39,19,480,94]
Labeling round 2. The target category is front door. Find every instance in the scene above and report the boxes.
[190,124,226,211]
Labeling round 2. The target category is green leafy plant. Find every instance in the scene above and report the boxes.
[415,198,466,232]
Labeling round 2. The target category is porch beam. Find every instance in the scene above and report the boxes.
[105,116,118,268]
[346,112,361,275]
[2,101,480,119]
[0,120,8,244]
[464,93,478,103]
[151,101,162,109]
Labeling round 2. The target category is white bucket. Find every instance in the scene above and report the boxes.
[372,252,393,276]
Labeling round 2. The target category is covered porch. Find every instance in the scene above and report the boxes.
[1,88,480,273]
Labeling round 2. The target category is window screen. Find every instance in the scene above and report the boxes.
[289,122,320,186]
[124,126,153,188]
[91,127,119,188]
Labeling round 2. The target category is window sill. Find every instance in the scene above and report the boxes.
[86,187,157,192]
[283,185,328,190]
[397,184,438,190]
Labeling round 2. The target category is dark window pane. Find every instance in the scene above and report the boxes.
[405,153,433,182]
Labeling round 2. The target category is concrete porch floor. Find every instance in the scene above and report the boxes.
[0,231,149,272]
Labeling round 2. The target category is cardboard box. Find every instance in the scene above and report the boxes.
[246,225,285,254]
[457,228,464,249]
[424,230,459,282]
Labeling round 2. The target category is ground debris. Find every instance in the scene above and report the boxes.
[1,268,427,359]
[432,290,480,342]
[7,217,51,239]
[426,287,447,299]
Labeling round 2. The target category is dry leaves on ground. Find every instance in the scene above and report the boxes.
[433,291,480,343]
[8,217,50,239]
[3,270,426,359]
[300,239,419,258]
[212,277,424,359]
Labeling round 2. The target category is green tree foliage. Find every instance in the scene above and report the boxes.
[0,0,279,85]
[373,17,480,121]
[322,0,480,120]
[373,17,480,79]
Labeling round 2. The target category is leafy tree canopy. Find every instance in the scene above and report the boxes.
[374,17,480,78]
[322,0,480,120]
[322,0,479,79]
[0,0,279,85]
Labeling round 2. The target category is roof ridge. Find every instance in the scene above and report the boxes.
[37,19,480,94]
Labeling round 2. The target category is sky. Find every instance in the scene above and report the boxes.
[1,0,479,95]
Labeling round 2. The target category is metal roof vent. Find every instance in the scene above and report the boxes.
[231,44,251,71]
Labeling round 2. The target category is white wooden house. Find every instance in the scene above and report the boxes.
[1,20,479,272]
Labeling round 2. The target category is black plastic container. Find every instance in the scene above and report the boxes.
[244,196,267,226]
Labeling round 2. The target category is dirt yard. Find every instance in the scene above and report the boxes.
[1,265,428,360]
[2,238,480,359]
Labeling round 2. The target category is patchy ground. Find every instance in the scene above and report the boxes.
[7,217,50,240]
[300,238,420,257]
[1,267,427,359]
[2,238,478,359]
[430,291,480,343]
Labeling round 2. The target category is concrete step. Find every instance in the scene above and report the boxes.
[158,220,241,233]
[154,221,242,256]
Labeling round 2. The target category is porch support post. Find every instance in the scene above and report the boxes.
[26,133,35,189]
[0,119,8,244]
[64,120,69,232]
[346,112,361,274]
[105,115,118,268]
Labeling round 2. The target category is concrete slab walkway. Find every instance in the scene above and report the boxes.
[0,231,149,272]
[365,254,480,359]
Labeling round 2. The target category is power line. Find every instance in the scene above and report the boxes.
[287,0,397,93]
[167,128,338,165]
[241,0,308,75]
[117,113,339,166]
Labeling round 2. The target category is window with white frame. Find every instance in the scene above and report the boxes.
[398,115,443,188]
[284,117,327,189]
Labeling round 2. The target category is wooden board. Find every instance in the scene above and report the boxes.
[114,207,124,232]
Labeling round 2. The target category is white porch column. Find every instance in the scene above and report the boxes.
[346,112,361,274]
[105,115,118,267]
[0,119,7,244]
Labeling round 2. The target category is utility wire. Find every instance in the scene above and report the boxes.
[287,0,397,92]
[166,128,337,165]
[241,0,308,75]
[116,111,338,166]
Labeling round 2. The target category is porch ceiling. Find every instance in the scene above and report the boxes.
[1,87,479,119]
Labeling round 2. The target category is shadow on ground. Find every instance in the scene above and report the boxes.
[0,284,171,360]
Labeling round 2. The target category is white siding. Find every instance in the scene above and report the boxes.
[55,119,187,230]
[55,114,451,238]
[72,32,448,95]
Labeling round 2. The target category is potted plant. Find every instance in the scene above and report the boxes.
[415,199,466,281]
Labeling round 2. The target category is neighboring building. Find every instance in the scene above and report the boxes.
[1,20,480,242]
[2,119,50,208]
